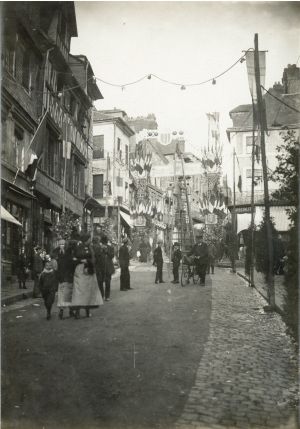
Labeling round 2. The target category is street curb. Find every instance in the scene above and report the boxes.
[2,291,34,307]
[236,271,285,317]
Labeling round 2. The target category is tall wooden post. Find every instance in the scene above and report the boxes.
[232,148,236,273]
[250,100,256,286]
[254,33,275,308]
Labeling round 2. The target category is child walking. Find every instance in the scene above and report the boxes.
[39,259,59,320]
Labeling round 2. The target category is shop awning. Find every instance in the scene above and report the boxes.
[1,206,22,226]
[120,211,133,227]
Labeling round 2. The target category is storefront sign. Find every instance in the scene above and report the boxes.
[235,206,255,214]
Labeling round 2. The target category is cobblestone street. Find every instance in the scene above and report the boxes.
[176,270,298,429]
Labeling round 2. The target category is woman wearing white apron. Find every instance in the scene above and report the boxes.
[71,234,103,318]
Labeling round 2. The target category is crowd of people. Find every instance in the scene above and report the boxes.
[16,233,136,320]
[20,229,288,320]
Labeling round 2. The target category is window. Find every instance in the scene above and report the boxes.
[246,135,259,154]
[93,135,104,159]
[93,174,104,198]
[14,125,25,171]
[116,176,123,187]
[4,39,16,77]
[246,169,262,179]
[41,127,61,180]
[117,137,122,161]
[73,157,84,197]
[15,38,31,92]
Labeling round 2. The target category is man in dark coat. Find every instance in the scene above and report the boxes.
[92,237,104,298]
[119,237,131,291]
[100,236,115,301]
[171,242,182,284]
[153,239,164,284]
[189,233,209,286]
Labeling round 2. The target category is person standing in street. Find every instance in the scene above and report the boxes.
[171,242,182,284]
[17,248,28,289]
[207,242,217,275]
[100,236,115,301]
[71,233,103,319]
[153,239,164,284]
[189,233,209,286]
[39,258,59,320]
[92,236,104,298]
[53,239,76,319]
[32,246,44,297]
[119,237,131,291]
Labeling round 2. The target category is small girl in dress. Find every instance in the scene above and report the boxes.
[39,259,58,320]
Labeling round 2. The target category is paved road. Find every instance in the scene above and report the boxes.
[2,264,212,429]
[2,266,298,429]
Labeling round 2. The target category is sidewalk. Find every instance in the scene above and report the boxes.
[176,268,298,429]
[236,267,286,314]
[1,279,34,307]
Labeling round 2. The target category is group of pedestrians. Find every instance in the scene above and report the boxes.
[39,234,104,320]
[35,233,134,320]
[33,231,216,319]
[154,233,216,286]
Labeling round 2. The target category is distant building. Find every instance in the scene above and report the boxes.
[226,64,300,235]
[92,109,135,238]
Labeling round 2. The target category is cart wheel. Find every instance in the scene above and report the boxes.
[181,264,190,287]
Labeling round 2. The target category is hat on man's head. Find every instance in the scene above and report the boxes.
[174,242,179,247]
[101,235,108,245]
[157,239,163,244]
[122,237,128,244]
[196,233,203,239]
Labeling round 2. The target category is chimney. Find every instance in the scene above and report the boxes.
[282,64,300,94]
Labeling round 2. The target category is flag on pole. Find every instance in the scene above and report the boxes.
[245,51,266,103]
[24,112,48,174]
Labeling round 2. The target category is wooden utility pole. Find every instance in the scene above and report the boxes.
[254,33,275,308]
[232,148,236,273]
[250,100,256,286]
[62,105,68,214]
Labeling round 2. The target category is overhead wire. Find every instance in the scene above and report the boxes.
[261,85,300,114]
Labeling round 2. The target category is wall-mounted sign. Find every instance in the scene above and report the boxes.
[235,206,256,214]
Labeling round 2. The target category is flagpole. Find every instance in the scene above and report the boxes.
[62,107,68,214]
[250,98,256,286]
[12,110,48,185]
[232,148,236,273]
[105,153,109,218]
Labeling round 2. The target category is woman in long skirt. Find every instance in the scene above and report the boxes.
[71,234,103,318]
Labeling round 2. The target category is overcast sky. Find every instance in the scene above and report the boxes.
[71,1,300,167]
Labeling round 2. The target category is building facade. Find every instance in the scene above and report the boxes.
[92,109,135,239]
[226,64,300,235]
[1,2,102,279]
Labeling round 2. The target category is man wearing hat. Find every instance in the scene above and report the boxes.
[119,237,132,291]
[99,235,115,301]
[171,242,182,284]
[153,239,165,284]
[189,233,209,286]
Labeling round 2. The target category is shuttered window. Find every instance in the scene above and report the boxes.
[93,135,104,159]
[93,174,104,198]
